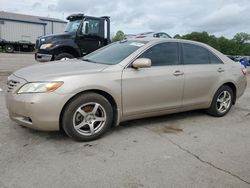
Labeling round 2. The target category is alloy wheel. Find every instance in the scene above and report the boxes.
[216,91,232,114]
[73,102,106,136]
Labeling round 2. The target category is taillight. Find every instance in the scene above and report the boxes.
[241,68,247,76]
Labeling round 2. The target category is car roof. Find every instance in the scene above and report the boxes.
[127,38,207,46]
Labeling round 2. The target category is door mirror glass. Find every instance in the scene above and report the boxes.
[132,58,152,69]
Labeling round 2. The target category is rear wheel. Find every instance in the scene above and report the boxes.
[62,93,113,141]
[54,53,74,61]
[207,86,233,117]
[4,44,14,53]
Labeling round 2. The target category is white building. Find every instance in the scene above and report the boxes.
[0,11,67,43]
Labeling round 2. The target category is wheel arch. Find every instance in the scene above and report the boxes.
[59,89,119,131]
[220,82,237,105]
[223,82,237,104]
[4,44,15,53]
[53,46,81,59]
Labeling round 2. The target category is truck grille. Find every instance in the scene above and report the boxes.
[35,39,40,49]
[7,80,20,92]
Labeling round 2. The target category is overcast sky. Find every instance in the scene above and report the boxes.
[0,0,249,38]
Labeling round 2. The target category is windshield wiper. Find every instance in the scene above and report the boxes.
[82,58,97,63]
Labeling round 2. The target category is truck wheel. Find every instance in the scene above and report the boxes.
[4,44,14,53]
[54,53,74,61]
[62,93,113,141]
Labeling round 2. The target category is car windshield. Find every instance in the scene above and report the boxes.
[65,20,81,32]
[82,41,147,65]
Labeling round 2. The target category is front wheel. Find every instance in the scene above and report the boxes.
[207,86,233,117]
[62,93,113,141]
[54,53,74,61]
[4,44,14,53]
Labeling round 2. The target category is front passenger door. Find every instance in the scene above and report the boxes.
[122,42,184,117]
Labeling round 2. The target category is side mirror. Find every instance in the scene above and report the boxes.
[132,58,152,69]
[82,21,89,35]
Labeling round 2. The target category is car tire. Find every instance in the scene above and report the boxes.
[62,93,113,141]
[54,53,74,61]
[207,85,233,117]
[4,44,14,53]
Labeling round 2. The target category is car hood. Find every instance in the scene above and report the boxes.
[13,59,109,81]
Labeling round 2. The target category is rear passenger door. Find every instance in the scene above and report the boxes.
[181,43,224,107]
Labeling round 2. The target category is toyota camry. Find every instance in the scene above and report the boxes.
[6,39,247,141]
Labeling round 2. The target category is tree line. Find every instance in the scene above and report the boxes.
[112,30,250,56]
[175,32,250,56]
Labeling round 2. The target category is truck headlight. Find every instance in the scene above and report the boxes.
[40,43,54,49]
[17,82,63,94]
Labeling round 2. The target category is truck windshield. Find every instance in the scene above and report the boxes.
[65,20,81,32]
[83,41,147,65]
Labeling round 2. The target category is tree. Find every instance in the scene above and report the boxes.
[173,34,181,39]
[181,31,210,44]
[233,32,250,44]
[112,30,125,42]
[177,31,250,55]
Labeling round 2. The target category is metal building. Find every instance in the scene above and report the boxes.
[0,11,67,43]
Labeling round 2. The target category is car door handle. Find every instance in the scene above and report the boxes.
[173,70,184,76]
[217,68,225,73]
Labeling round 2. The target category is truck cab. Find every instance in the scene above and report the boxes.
[35,14,111,62]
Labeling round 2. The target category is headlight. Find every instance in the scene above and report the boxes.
[40,43,54,49]
[17,82,63,94]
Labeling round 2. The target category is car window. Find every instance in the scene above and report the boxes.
[139,42,179,66]
[159,33,170,38]
[82,19,100,35]
[182,43,210,65]
[209,52,223,64]
[160,33,167,38]
[153,33,159,38]
[87,19,100,34]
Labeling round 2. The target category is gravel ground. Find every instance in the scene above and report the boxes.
[0,53,250,188]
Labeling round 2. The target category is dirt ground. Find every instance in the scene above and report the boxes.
[0,53,250,188]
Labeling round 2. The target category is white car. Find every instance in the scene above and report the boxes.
[125,32,171,39]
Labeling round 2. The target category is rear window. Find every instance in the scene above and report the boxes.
[182,43,210,65]
[209,52,223,64]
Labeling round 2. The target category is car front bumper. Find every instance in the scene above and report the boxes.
[6,92,72,131]
[5,75,72,131]
[35,53,53,62]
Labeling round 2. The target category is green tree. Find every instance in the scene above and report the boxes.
[112,30,125,42]
[232,33,250,55]
[233,32,250,44]
[173,34,181,39]
[181,31,210,44]
[177,31,250,55]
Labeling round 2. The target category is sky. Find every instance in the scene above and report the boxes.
[0,0,249,38]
